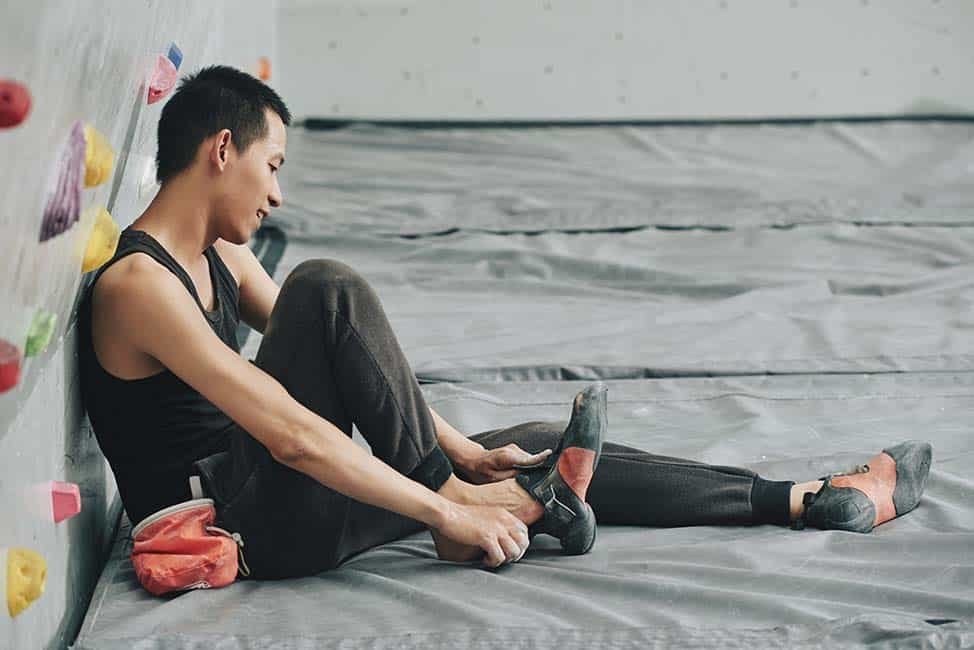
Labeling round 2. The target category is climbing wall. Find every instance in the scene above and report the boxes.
[0,1,276,647]
[277,0,974,121]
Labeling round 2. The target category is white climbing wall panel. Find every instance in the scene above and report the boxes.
[0,2,276,648]
[277,0,974,121]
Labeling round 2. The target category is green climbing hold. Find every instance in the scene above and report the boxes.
[25,311,57,357]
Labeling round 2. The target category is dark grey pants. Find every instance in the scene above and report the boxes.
[199,259,792,579]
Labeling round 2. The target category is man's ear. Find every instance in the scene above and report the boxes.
[209,129,233,171]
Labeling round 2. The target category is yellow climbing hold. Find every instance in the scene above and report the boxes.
[83,124,114,188]
[81,206,120,273]
[5,548,47,617]
[24,310,56,357]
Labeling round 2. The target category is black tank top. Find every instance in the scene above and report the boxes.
[79,228,241,524]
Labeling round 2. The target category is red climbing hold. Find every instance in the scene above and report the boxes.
[0,338,21,393]
[50,482,82,523]
[148,55,178,105]
[0,80,32,128]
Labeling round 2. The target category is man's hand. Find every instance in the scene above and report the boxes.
[432,502,531,569]
[458,444,553,485]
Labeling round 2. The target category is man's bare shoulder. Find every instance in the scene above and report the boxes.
[213,239,248,287]
[93,252,176,307]
[89,252,191,378]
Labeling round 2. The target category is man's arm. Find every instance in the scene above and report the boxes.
[99,258,452,530]
[221,240,280,334]
[429,406,484,472]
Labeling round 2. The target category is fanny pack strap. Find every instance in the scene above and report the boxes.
[189,475,205,500]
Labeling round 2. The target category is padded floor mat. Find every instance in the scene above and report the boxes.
[240,224,974,378]
[275,121,974,236]
[75,374,973,649]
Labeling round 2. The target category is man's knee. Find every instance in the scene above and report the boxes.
[284,259,378,306]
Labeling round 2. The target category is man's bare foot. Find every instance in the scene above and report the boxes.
[438,474,544,522]
[432,475,544,562]
[430,528,483,562]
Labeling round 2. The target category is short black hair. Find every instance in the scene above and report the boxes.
[156,65,291,184]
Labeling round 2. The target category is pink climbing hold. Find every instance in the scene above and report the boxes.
[0,79,32,128]
[50,482,81,523]
[39,121,86,242]
[148,55,178,105]
[0,339,21,393]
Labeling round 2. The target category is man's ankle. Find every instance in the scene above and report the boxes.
[436,474,473,505]
[789,480,824,520]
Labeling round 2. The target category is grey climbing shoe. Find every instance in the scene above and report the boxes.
[794,440,932,533]
[515,383,608,555]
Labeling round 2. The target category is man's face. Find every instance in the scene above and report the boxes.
[214,108,287,244]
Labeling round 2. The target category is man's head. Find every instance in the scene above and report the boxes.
[156,65,291,243]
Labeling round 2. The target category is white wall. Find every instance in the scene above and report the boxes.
[277,0,974,121]
[0,2,276,648]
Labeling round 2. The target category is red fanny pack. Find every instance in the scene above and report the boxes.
[130,498,249,596]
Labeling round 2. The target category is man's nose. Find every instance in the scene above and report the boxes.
[269,180,282,208]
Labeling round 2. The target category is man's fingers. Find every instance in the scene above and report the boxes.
[482,539,504,569]
[499,536,521,564]
[518,448,551,461]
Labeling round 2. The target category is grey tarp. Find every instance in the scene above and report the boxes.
[75,122,974,649]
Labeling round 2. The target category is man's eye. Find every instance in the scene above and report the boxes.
[269,165,278,173]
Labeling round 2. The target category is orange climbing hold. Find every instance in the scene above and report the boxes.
[83,124,114,187]
[0,339,21,393]
[148,54,178,105]
[257,57,272,81]
[51,482,82,523]
[3,547,47,618]
[0,79,31,128]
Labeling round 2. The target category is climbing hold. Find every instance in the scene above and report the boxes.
[0,339,21,393]
[81,206,120,273]
[257,57,272,81]
[137,155,159,199]
[0,79,31,128]
[24,310,56,358]
[148,55,178,105]
[50,482,82,523]
[167,42,183,70]
[39,121,86,242]
[83,124,114,187]
[3,547,47,617]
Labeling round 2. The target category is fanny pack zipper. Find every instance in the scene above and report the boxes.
[205,525,252,577]
[132,498,214,538]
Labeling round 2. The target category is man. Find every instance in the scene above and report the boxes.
[79,66,931,581]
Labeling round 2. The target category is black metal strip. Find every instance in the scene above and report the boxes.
[302,113,974,131]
